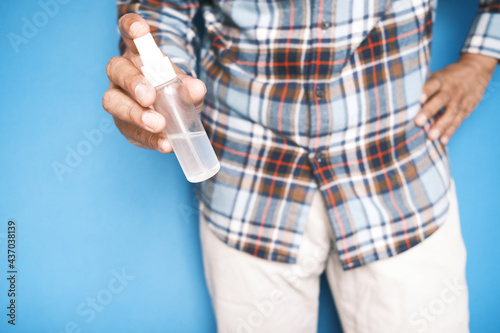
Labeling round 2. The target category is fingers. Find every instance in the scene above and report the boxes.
[103,87,166,133]
[438,112,465,145]
[414,88,452,127]
[419,75,442,105]
[106,56,156,107]
[437,95,477,144]
[414,76,446,126]
[118,13,151,54]
[414,73,463,144]
[427,102,461,144]
[114,117,172,154]
[106,52,206,111]
[415,73,470,145]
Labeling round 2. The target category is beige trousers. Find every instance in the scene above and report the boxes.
[200,180,468,333]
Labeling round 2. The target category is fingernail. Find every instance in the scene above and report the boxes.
[158,138,171,153]
[428,128,441,140]
[142,111,161,131]
[135,83,148,104]
[415,114,427,126]
[129,21,143,36]
[419,93,427,104]
[441,136,449,145]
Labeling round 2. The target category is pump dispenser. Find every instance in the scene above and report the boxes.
[134,33,220,183]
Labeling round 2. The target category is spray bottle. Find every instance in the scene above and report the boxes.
[133,33,220,183]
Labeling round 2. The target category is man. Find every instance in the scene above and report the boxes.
[103,0,499,331]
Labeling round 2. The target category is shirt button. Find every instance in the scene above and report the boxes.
[315,151,323,162]
[320,21,331,30]
[315,89,325,99]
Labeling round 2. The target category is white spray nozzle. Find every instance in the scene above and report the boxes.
[133,33,177,87]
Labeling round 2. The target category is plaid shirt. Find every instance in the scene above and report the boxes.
[118,0,500,270]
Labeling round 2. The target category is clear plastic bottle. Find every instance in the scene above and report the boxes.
[134,34,220,183]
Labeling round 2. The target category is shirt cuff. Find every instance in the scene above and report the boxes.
[461,11,500,60]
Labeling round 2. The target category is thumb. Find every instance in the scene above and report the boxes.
[172,63,207,112]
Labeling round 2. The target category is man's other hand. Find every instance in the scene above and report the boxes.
[415,53,497,145]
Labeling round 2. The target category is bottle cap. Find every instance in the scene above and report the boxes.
[133,33,177,87]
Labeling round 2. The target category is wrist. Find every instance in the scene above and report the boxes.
[459,53,498,74]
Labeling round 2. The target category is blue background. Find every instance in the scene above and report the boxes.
[0,0,499,332]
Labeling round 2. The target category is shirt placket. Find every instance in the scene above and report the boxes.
[307,0,334,170]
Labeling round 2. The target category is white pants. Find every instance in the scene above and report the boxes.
[200,180,468,333]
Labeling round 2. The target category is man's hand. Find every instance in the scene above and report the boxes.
[415,53,497,145]
[102,13,206,153]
